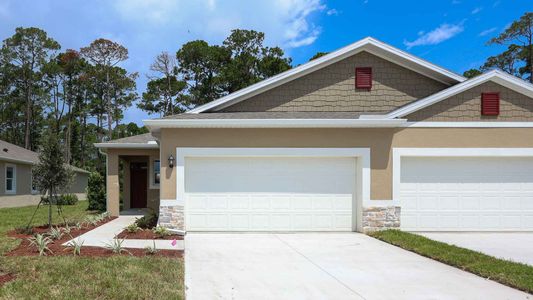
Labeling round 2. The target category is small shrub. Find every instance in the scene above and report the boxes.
[41,194,79,206]
[74,222,83,230]
[15,226,33,235]
[47,226,64,240]
[104,238,130,255]
[152,226,171,238]
[135,211,158,229]
[125,223,140,233]
[65,238,84,256]
[87,172,106,212]
[144,241,158,255]
[28,234,53,256]
[84,215,100,226]
[62,224,72,235]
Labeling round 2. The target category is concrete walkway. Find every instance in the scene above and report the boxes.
[63,215,184,250]
[185,233,530,300]
[418,232,533,266]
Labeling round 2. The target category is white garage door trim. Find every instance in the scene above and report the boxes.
[393,148,533,231]
[175,148,371,232]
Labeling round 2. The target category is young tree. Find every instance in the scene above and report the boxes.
[1,27,60,149]
[33,130,74,227]
[487,12,533,82]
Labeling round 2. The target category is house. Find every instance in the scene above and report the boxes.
[0,139,90,208]
[95,37,533,233]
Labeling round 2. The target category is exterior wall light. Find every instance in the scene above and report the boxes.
[168,155,175,168]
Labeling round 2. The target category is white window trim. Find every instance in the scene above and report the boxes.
[5,163,16,195]
[149,158,161,189]
[392,147,533,202]
[173,147,371,232]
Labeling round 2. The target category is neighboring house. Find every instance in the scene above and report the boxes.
[0,139,90,208]
[96,37,533,233]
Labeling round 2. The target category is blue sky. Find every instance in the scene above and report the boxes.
[0,0,531,125]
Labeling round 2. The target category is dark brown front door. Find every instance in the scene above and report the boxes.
[130,162,148,208]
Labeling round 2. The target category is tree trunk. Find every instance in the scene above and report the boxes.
[24,84,32,149]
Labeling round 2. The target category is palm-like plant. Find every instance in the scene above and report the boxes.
[104,238,130,255]
[65,238,84,256]
[47,226,63,240]
[28,234,53,256]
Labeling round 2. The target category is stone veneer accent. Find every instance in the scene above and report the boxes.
[158,205,185,231]
[362,206,401,233]
[406,81,533,121]
[221,51,447,113]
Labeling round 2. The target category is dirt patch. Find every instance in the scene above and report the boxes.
[116,229,184,240]
[0,273,16,287]
[5,217,183,258]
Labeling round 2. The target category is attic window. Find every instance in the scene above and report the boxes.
[481,92,499,116]
[355,67,372,90]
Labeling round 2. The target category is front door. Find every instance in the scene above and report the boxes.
[130,162,148,208]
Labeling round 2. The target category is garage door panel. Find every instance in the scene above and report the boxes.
[400,157,533,231]
[185,157,355,231]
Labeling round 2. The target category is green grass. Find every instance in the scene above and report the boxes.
[370,229,533,294]
[0,202,184,299]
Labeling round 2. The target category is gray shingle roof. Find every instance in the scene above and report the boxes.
[105,133,156,144]
[162,112,371,119]
[0,140,89,173]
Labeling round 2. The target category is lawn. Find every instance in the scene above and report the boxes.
[0,202,185,299]
[370,229,533,294]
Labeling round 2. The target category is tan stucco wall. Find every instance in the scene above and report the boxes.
[407,81,533,121]
[158,127,533,201]
[105,149,160,216]
[221,51,448,113]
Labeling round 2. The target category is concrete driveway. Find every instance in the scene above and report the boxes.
[418,232,533,266]
[185,233,530,300]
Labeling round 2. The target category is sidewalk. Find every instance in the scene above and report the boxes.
[63,215,185,250]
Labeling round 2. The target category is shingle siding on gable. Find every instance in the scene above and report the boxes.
[220,51,448,113]
[406,81,533,121]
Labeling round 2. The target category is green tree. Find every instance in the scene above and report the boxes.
[1,27,60,149]
[309,52,329,61]
[139,52,187,116]
[487,12,533,82]
[87,171,106,212]
[463,68,482,79]
[481,44,522,76]
[32,130,74,227]
[80,39,130,140]
[112,122,148,139]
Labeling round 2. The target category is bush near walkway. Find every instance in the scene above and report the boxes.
[370,230,533,294]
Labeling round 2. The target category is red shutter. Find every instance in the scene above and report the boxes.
[481,92,499,116]
[356,67,372,89]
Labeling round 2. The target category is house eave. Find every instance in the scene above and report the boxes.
[93,143,160,149]
[143,118,407,130]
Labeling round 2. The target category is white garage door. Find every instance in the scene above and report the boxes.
[400,157,533,231]
[185,156,355,231]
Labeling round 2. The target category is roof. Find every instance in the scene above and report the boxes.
[187,37,466,114]
[0,140,89,173]
[387,70,533,119]
[94,133,159,149]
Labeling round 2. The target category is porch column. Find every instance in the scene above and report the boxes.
[106,151,120,216]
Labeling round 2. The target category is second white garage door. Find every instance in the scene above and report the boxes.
[185,156,356,231]
[400,157,533,231]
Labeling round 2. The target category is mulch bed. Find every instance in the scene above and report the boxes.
[5,217,183,258]
[116,229,184,240]
[0,273,16,287]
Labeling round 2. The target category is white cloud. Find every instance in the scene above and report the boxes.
[471,7,482,14]
[114,0,325,49]
[479,27,497,37]
[404,23,464,49]
[326,9,339,16]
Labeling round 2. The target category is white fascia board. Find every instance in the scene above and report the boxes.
[388,70,533,119]
[404,122,533,128]
[0,157,34,165]
[143,118,407,129]
[93,143,159,149]
[187,37,465,114]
